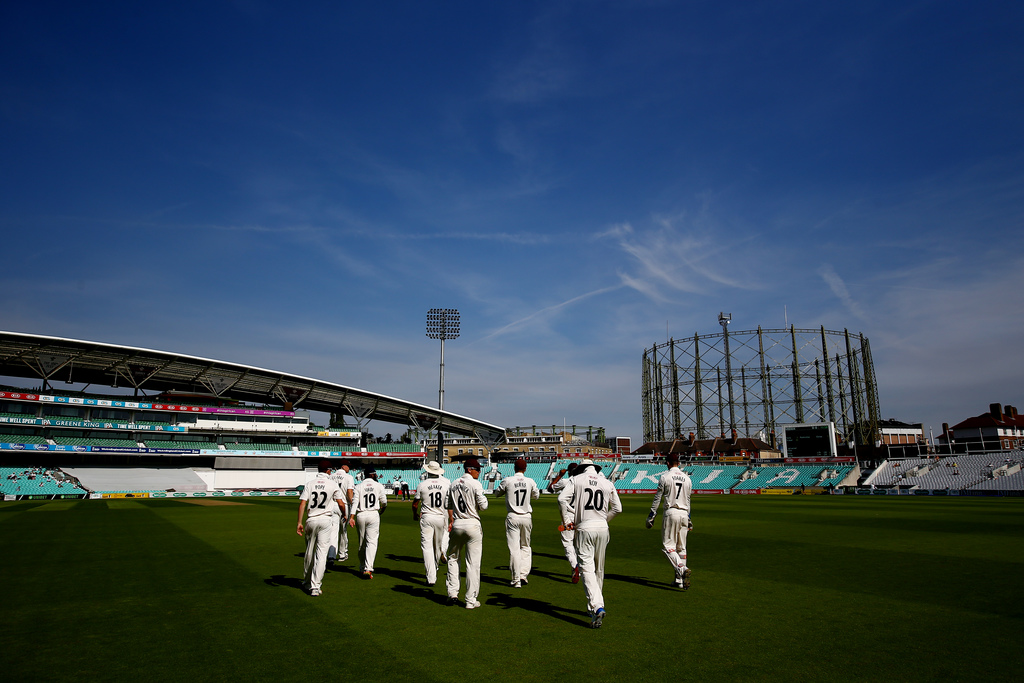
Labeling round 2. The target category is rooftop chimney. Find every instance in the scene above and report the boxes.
[990,403,1003,419]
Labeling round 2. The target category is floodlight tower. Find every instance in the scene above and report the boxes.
[719,312,736,435]
[426,308,460,411]
[426,308,459,465]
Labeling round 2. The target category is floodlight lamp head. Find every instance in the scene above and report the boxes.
[718,312,732,325]
[426,308,461,340]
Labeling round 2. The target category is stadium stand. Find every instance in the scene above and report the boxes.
[614,463,670,491]
[221,442,294,451]
[971,463,1024,491]
[0,433,49,444]
[63,467,209,493]
[731,465,853,490]
[525,463,554,489]
[862,453,1024,490]
[682,465,739,491]
[1,467,87,497]
[52,436,141,448]
[142,440,217,450]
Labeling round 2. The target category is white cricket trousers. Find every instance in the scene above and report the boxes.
[419,513,448,584]
[303,514,333,592]
[328,511,349,561]
[560,527,577,569]
[575,525,610,614]
[661,508,689,575]
[505,512,533,582]
[356,511,381,572]
[446,520,483,603]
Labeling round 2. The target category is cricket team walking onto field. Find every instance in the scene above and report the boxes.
[295,456,693,628]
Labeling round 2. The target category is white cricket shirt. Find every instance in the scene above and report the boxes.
[352,478,387,514]
[650,466,692,515]
[558,470,622,530]
[414,476,451,517]
[496,472,539,515]
[300,474,345,519]
[447,474,488,523]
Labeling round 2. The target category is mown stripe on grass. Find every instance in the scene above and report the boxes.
[0,499,440,683]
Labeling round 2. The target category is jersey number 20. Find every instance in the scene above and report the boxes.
[583,488,605,511]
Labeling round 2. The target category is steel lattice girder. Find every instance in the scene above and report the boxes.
[641,326,879,445]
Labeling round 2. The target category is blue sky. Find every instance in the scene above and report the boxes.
[2,1,1022,443]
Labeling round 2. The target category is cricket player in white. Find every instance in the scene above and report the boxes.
[413,460,451,586]
[328,459,356,563]
[647,454,693,589]
[445,458,489,609]
[549,462,580,583]
[350,467,387,578]
[297,460,348,596]
[494,458,539,587]
[558,460,622,628]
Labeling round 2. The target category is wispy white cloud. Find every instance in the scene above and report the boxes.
[373,231,554,246]
[600,215,763,301]
[478,285,624,342]
[818,264,869,323]
[489,10,577,106]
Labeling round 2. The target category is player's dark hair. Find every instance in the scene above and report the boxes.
[566,463,578,476]
[317,459,332,473]
[514,458,527,473]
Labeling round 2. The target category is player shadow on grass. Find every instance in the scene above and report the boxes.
[521,567,575,584]
[479,568,512,587]
[265,574,306,591]
[531,551,569,561]
[367,566,425,584]
[604,572,678,592]
[326,563,364,578]
[382,553,421,564]
[486,592,591,627]
[485,563,574,585]
[392,583,452,606]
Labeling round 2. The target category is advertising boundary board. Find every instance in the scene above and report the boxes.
[762,487,826,495]
[0,444,429,457]
[7,493,86,500]
[0,417,186,432]
[148,490,300,498]
[0,390,294,416]
[87,490,300,499]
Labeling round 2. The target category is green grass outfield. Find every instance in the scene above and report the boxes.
[2,494,1023,681]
